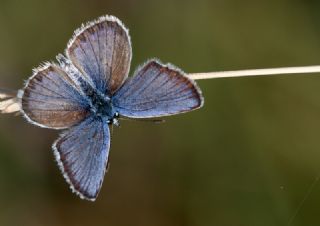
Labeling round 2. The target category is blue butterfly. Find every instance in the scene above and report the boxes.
[2,15,204,201]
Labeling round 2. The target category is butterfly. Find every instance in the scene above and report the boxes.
[0,15,204,201]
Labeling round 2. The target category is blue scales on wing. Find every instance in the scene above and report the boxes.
[53,116,110,201]
[21,64,90,129]
[112,60,204,118]
[66,15,132,95]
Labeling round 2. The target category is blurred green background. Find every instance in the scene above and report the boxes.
[1,0,320,225]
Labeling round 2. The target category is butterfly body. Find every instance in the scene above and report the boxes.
[6,15,203,201]
[85,84,117,122]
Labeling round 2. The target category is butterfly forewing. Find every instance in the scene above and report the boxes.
[67,15,132,95]
[53,116,110,201]
[21,64,90,129]
[112,60,204,118]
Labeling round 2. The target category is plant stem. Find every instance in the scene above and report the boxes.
[188,65,320,80]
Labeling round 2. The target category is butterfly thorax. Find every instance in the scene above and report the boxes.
[86,87,119,125]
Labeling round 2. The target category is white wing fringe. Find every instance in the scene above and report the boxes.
[0,89,21,114]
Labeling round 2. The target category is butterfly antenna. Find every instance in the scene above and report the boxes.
[120,117,165,124]
[0,88,21,114]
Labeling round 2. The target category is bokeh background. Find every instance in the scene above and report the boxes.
[0,0,320,225]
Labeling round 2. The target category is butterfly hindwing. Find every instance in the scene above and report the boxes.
[66,15,132,95]
[53,116,110,201]
[21,64,90,129]
[112,60,204,118]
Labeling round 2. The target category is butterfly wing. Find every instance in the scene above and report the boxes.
[21,63,90,129]
[53,116,110,201]
[112,60,204,118]
[66,15,132,95]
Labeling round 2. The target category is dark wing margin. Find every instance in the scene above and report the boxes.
[21,63,90,129]
[53,116,110,201]
[66,15,132,95]
[112,60,204,118]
